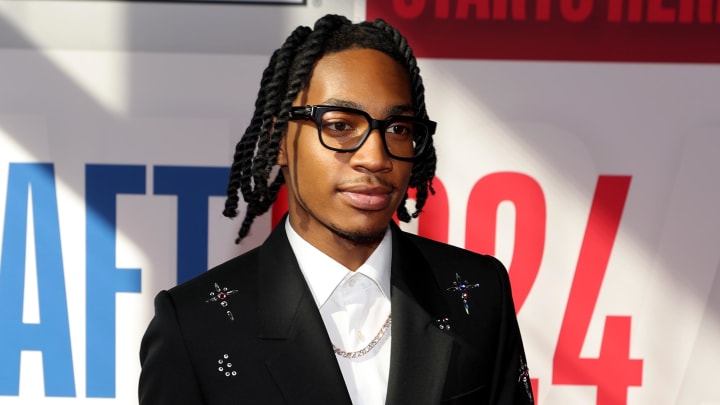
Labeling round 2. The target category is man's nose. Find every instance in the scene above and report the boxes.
[349,129,393,172]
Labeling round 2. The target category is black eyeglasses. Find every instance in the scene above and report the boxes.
[288,105,436,161]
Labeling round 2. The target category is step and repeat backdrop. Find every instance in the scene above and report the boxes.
[0,0,719,404]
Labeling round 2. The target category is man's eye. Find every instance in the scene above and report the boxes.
[387,124,413,136]
[323,121,354,132]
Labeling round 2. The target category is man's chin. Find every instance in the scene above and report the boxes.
[329,225,387,245]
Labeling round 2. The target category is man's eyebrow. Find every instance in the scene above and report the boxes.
[322,98,361,109]
[387,105,414,115]
[321,98,415,115]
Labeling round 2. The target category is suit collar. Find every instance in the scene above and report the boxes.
[257,222,352,405]
[257,221,307,339]
[388,222,450,317]
[385,223,455,404]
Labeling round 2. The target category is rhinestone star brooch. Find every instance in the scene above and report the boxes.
[447,273,480,315]
[205,282,238,321]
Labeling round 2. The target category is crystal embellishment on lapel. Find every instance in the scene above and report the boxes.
[518,355,533,402]
[433,317,451,331]
[447,272,480,315]
[205,282,238,321]
[217,354,237,377]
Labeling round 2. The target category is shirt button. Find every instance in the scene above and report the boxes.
[348,278,357,287]
[355,330,365,341]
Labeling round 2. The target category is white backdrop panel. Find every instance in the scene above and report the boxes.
[0,12,719,405]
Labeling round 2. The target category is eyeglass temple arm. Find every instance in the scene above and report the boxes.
[288,106,313,119]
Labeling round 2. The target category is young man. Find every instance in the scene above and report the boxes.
[139,14,534,405]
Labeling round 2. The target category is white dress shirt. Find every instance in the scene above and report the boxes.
[286,220,392,405]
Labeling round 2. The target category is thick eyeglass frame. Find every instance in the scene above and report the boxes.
[288,105,437,162]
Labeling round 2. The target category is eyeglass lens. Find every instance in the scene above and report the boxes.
[319,109,426,158]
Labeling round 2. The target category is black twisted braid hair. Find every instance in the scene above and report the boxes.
[223,14,437,243]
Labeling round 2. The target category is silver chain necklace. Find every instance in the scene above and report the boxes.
[332,313,392,359]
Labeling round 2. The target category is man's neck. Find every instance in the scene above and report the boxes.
[324,233,383,271]
[286,218,387,271]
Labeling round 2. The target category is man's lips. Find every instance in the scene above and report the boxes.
[339,185,394,211]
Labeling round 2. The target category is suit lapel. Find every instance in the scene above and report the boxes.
[254,221,456,404]
[385,224,455,405]
[257,224,352,405]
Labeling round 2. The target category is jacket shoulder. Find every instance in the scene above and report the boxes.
[398,231,512,315]
[402,232,506,277]
[163,246,262,312]
[173,246,260,286]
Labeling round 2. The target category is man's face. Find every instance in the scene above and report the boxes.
[278,48,414,247]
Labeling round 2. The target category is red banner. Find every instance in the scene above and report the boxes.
[367,0,720,62]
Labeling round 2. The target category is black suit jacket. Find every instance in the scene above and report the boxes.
[139,222,534,404]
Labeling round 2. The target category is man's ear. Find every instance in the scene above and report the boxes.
[277,133,288,167]
[273,116,289,167]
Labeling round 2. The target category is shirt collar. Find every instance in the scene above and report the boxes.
[285,218,392,307]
